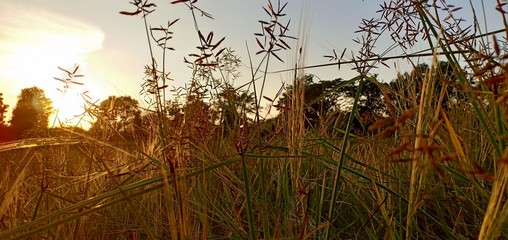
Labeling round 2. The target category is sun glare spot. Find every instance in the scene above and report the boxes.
[51,88,90,127]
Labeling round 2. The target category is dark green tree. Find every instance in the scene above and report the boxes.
[336,76,389,134]
[278,75,388,134]
[390,61,463,110]
[10,87,53,139]
[0,93,9,141]
[0,93,7,125]
[215,84,256,135]
[278,75,340,129]
[90,96,142,141]
[182,91,218,141]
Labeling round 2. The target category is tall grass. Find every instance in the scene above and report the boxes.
[1,0,508,239]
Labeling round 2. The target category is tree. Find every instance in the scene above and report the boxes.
[0,93,7,125]
[390,61,463,111]
[181,91,218,141]
[89,96,142,141]
[215,84,256,135]
[278,75,388,134]
[278,75,339,129]
[9,87,53,139]
[336,76,389,134]
[0,93,9,141]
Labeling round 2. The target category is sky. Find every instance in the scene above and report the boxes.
[0,0,504,129]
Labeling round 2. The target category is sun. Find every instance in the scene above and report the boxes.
[49,68,97,129]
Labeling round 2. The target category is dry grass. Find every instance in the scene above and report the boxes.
[2,0,508,239]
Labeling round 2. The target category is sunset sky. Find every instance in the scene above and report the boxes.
[0,0,503,128]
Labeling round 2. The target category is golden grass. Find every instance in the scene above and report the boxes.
[2,1,508,239]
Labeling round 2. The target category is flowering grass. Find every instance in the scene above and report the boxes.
[1,1,508,239]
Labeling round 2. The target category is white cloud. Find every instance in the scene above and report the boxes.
[0,2,104,53]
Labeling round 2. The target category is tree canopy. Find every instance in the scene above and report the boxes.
[0,93,9,141]
[0,93,7,126]
[278,75,388,134]
[9,86,53,139]
[390,61,464,110]
[89,95,142,140]
[215,84,256,135]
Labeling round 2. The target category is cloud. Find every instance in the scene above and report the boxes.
[0,2,104,55]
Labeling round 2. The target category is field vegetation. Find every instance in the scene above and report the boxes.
[1,0,508,239]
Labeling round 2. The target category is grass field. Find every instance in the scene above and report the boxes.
[1,1,508,239]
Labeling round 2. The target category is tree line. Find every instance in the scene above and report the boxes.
[0,61,464,142]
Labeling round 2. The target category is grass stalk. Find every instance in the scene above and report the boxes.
[4,1,508,239]
[239,153,256,240]
[324,75,364,239]
[405,53,437,238]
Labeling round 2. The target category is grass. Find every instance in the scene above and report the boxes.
[2,0,508,239]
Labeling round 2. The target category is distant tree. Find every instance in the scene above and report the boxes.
[390,61,463,110]
[137,100,182,139]
[0,93,7,125]
[164,99,184,127]
[278,75,388,134]
[215,84,256,135]
[89,96,142,141]
[278,75,339,128]
[9,87,53,139]
[0,93,9,141]
[336,76,389,134]
[182,91,218,141]
[48,126,88,137]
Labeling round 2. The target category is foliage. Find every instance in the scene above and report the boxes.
[9,86,53,139]
[278,74,388,134]
[0,92,7,126]
[215,84,256,135]
[390,61,466,110]
[0,92,9,141]
[89,95,142,141]
[333,75,389,134]
[181,90,218,141]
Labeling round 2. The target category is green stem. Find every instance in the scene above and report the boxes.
[240,154,257,240]
[324,75,363,239]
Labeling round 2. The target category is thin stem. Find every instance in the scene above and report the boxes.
[324,75,364,239]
